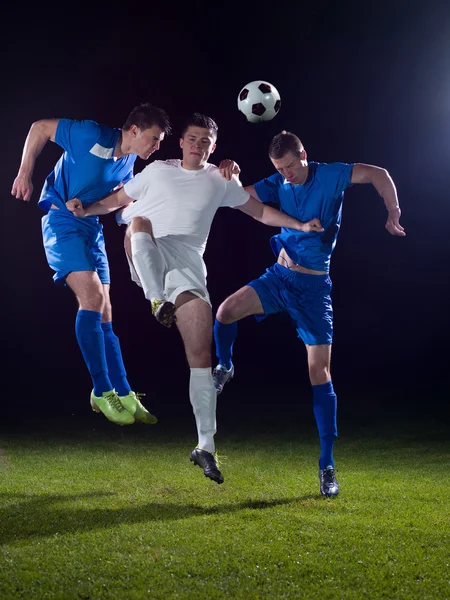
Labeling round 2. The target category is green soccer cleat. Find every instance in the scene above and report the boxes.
[151,299,177,328]
[119,391,158,424]
[90,390,135,425]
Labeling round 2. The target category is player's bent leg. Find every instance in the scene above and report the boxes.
[126,219,176,328]
[213,285,264,394]
[66,271,134,426]
[175,292,223,484]
[306,344,339,497]
[216,285,264,324]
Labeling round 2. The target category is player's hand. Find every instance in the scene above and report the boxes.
[66,198,87,217]
[219,159,241,181]
[385,207,406,236]
[300,218,324,233]
[11,174,33,202]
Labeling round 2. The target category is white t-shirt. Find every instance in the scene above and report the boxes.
[119,159,250,255]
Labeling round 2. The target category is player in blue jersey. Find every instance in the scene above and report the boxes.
[11,103,171,426]
[212,131,405,497]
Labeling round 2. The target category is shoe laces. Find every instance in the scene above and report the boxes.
[213,450,227,469]
[323,467,337,483]
[135,392,146,408]
[196,446,227,469]
[214,366,231,384]
[105,391,125,413]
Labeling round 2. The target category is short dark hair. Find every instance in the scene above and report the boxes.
[181,113,218,140]
[123,103,171,134]
[268,131,304,159]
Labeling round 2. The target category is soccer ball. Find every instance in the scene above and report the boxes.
[237,80,281,123]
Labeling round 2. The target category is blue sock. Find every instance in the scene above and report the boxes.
[214,319,237,370]
[312,380,338,470]
[75,310,112,397]
[101,322,131,396]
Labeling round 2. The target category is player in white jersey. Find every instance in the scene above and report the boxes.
[67,113,323,484]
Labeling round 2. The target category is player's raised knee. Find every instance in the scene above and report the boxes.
[129,216,154,236]
[216,299,238,325]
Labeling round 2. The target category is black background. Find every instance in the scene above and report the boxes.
[2,0,449,429]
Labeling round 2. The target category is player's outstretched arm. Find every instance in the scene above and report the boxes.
[66,188,133,218]
[11,119,60,202]
[237,195,324,232]
[351,163,406,236]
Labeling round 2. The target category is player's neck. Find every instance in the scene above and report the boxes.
[294,165,309,186]
[181,160,205,171]
[114,133,126,159]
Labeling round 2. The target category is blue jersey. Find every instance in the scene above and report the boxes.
[254,161,354,272]
[38,119,136,213]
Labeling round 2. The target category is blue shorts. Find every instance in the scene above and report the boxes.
[41,209,110,286]
[248,263,333,345]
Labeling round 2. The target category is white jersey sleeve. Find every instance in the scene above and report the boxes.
[123,162,157,201]
[220,174,250,208]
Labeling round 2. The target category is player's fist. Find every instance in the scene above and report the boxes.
[300,218,324,233]
[66,198,86,217]
[11,174,33,202]
[218,159,241,181]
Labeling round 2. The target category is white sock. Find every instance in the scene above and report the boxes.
[189,368,217,453]
[131,232,165,302]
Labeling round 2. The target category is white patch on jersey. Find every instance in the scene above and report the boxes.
[89,143,114,160]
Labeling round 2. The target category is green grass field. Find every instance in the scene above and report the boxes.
[1,415,449,599]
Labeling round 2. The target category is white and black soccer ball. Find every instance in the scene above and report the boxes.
[237,80,281,123]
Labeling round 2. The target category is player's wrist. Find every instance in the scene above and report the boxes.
[18,167,33,179]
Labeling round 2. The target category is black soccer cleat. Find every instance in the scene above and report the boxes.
[319,466,339,497]
[151,299,177,328]
[190,448,224,484]
[212,364,234,395]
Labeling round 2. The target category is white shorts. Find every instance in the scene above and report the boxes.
[127,235,211,306]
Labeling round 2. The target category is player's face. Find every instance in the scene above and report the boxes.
[271,151,307,184]
[131,125,165,160]
[180,126,216,169]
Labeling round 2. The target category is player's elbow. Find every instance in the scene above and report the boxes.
[31,119,57,142]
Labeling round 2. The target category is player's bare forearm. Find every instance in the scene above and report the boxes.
[67,188,133,218]
[259,204,299,228]
[84,189,132,216]
[12,120,60,202]
[18,120,59,177]
[372,169,399,212]
[237,197,323,232]
[351,163,405,236]
[351,164,399,211]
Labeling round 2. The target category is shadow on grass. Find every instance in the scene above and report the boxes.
[0,492,318,545]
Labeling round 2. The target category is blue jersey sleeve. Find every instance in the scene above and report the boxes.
[122,170,134,184]
[253,172,284,207]
[55,119,102,158]
[318,162,354,197]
